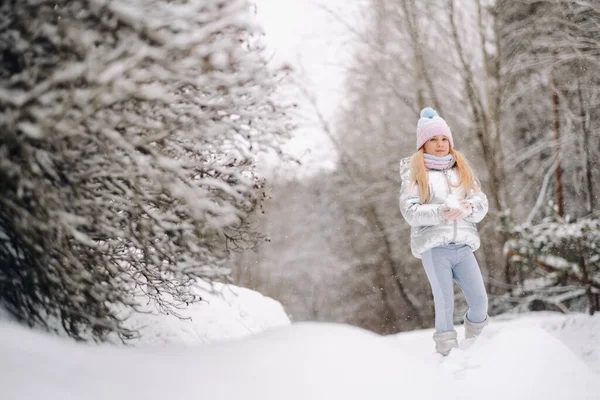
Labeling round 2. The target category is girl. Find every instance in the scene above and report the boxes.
[399,107,489,356]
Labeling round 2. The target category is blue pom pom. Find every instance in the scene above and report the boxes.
[420,107,437,119]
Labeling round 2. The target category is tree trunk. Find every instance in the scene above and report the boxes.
[577,80,593,215]
[551,69,565,218]
[400,0,443,114]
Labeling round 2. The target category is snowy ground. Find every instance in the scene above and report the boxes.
[115,281,291,345]
[390,312,600,400]
[1,289,599,400]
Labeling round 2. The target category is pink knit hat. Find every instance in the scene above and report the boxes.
[416,107,454,150]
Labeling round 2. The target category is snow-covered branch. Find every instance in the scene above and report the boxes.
[0,0,291,340]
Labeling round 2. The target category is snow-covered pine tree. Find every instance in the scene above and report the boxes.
[0,0,290,340]
[505,213,600,315]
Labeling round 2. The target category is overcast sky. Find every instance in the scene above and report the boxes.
[254,0,362,173]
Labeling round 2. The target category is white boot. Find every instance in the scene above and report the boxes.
[464,313,488,339]
[433,330,458,356]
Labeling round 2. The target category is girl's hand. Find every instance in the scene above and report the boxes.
[440,206,464,220]
[459,199,472,216]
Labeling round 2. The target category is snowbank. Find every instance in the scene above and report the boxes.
[118,281,291,345]
[438,326,597,400]
[1,312,599,400]
[495,312,600,373]
[0,321,433,400]
[0,282,290,346]
[392,312,600,376]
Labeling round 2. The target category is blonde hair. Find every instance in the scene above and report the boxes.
[409,148,479,203]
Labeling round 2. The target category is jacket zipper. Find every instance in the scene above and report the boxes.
[443,170,457,242]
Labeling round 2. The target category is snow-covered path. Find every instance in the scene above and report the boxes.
[390,314,600,400]
[1,312,598,400]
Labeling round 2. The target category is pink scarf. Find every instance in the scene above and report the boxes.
[424,154,455,170]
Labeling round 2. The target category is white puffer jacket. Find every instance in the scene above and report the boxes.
[398,157,488,259]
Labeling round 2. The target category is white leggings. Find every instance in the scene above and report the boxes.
[421,244,488,332]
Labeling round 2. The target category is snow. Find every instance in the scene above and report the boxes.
[444,193,465,211]
[500,312,600,373]
[538,254,575,270]
[17,122,44,139]
[439,326,594,399]
[117,281,291,345]
[1,307,599,400]
[393,314,600,400]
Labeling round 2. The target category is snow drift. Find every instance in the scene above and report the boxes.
[1,312,599,400]
[117,281,291,345]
